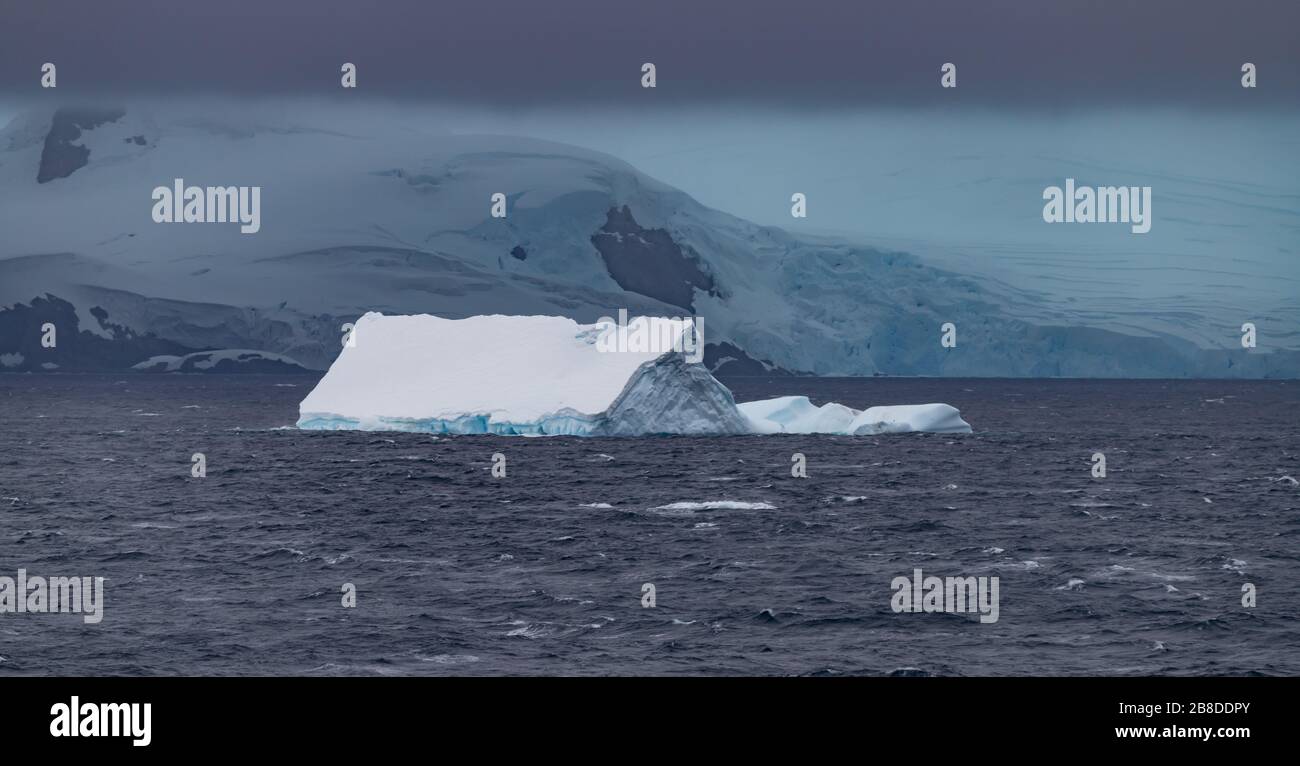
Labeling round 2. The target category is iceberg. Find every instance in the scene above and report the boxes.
[736,396,859,435]
[297,313,973,436]
[297,313,750,436]
[845,403,971,435]
[736,396,971,435]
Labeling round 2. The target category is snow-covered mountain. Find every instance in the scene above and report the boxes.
[1,102,1295,377]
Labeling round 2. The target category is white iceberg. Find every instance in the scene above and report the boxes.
[846,403,972,435]
[736,395,971,435]
[736,396,859,435]
[297,312,749,435]
[297,313,973,437]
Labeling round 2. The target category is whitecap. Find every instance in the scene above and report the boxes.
[654,501,776,511]
[505,622,550,639]
[418,654,480,664]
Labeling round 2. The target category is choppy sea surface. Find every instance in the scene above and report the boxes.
[1,374,1297,676]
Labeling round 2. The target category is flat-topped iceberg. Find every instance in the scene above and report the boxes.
[846,403,972,435]
[297,314,973,436]
[737,396,971,435]
[297,312,749,435]
[737,395,860,435]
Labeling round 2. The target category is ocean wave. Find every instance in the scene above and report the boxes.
[654,501,777,511]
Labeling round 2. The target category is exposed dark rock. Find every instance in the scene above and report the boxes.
[510,245,527,261]
[37,107,126,183]
[705,341,792,377]
[134,351,312,374]
[0,294,194,371]
[590,206,714,310]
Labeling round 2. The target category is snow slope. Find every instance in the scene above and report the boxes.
[1,100,1295,378]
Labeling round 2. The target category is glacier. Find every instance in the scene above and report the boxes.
[297,314,972,436]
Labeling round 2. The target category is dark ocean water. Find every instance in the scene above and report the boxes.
[1,373,1297,676]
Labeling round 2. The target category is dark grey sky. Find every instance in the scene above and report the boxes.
[1,0,1297,106]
